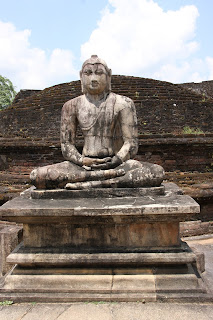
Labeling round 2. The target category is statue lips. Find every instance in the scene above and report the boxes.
[88,80,102,94]
[91,81,99,88]
[90,80,100,89]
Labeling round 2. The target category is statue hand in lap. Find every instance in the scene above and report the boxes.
[90,156,122,170]
[82,156,112,168]
[30,55,164,189]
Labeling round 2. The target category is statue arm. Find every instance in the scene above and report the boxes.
[116,99,138,162]
[60,101,83,166]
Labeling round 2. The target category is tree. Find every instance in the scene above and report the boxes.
[0,75,17,110]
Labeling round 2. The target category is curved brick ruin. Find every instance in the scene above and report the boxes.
[180,80,213,100]
[0,75,212,140]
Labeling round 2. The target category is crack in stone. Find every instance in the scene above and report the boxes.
[55,304,72,319]
[18,304,35,320]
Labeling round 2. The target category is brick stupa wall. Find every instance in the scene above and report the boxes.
[180,80,213,100]
[0,76,213,140]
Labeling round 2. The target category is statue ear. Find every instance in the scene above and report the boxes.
[79,71,84,93]
[108,69,112,91]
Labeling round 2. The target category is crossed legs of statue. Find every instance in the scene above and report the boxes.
[30,160,164,189]
[30,160,164,190]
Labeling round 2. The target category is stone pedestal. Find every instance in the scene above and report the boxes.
[0,183,207,302]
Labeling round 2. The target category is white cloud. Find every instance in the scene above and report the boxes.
[0,21,78,90]
[81,0,213,83]
[206,57,213,80]
[152,58,208,83]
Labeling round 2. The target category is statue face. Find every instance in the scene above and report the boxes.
[81,63,109,95]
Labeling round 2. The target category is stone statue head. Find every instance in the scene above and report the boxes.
[80,55,112,95]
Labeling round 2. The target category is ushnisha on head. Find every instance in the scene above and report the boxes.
[80,55,112,95]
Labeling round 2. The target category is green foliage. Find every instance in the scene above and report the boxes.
[0,75,16,110]
[85,301,106,305]
[182,126,204,135]
[205,166,213,172]
[201,93,206,102]
[0,300,14,306]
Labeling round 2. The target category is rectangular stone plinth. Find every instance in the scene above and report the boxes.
[0,186,199,225]
[0,183,199,250]
[0,183,207,302]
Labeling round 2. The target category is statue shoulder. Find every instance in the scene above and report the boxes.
[112,93,135,111]
[62,95,84,113]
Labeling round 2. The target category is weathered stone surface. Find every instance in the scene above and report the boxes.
[22,221,180,248]
[31,185,165,199]
[0,183,200,222]
[0,222,22,275]
[155,273,201,292]
[2,300,213,319]
[0,264,206,302]
[7,250,197,268]
[0,303,32,320]
[3,274,113,291]
[112,274,155,292]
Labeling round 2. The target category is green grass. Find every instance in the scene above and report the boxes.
[0,300,13,306]
[182,126,204,134]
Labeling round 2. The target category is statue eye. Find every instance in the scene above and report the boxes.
[96,70,104,75]
[84,70,92,75]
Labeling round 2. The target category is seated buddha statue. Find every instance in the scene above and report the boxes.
[30,55,164,189]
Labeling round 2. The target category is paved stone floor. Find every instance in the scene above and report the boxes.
[0,235,212,320]
[0,301,213,320]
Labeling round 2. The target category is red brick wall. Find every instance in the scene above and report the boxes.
[0,76,212,140]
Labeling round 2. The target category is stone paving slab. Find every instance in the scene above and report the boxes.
[57,303,112,320]
[110,302,213,320]
[0,302,213,320]
[17,303,69,320]
[0,303,32,320]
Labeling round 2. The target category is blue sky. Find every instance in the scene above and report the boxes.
[0,0,213,90]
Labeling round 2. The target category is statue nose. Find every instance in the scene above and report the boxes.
[91,74,98,82]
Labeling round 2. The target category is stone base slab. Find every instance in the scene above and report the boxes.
[7,241,197,268]
[7,251,197,267]
[0,264,208,303]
